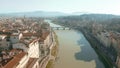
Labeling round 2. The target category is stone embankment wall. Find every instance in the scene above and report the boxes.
[39,30,56,68]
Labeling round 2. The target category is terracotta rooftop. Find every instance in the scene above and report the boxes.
[38,38,44,42]
[10,49,22,53]
[26,58,38,68]
[2,29,11,32]
[42,32,50,40]
[18,29,26,31]
[22,33,33,37]
[28,38,37,45]
[22,32,41,37]
[4,52,27,68]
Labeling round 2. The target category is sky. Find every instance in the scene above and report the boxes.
[0,0,120,15]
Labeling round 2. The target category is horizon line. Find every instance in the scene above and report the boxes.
[0,10,119,16]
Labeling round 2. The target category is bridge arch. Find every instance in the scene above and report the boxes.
[52,27,71,30]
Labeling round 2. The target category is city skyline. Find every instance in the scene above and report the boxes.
[0,0,120,15]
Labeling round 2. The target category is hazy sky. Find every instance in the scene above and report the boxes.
[0,0,120,15]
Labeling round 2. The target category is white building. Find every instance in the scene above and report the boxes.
[28,39,40,58]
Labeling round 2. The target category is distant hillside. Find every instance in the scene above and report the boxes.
[71,12,90,15]
[56,14,120,23]
[53,14,120,32]
[0,11,69,17]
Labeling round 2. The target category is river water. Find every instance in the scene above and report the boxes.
[46,20,105,68]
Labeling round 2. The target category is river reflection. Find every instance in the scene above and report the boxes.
[75,31,104,68]
[47,20,105,68]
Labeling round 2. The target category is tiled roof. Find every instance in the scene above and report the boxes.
[22,32,41,37]
[4,52,27,68]
[26,58,38,68]
[42,32,50,40]
[22,32,33,36]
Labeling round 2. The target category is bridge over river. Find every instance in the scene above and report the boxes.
[52,26,79,30]
[46,20,105,68]
[52,27,71,30]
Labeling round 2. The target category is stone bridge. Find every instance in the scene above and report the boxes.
[52,27,71,30]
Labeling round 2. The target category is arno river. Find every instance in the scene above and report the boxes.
[47,20,105,68]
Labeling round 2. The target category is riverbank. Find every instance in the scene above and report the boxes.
[48,20,105,68]
[52,20,114,68]
[51,32,59,57]
[46,31,59,68]
[80,29,115,68]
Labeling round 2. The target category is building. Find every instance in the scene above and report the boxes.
[0,35,10,49]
